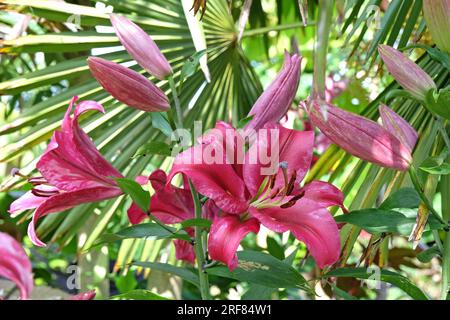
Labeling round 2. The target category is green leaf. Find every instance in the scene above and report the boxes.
[206,250,312,293]
[419,149,450,175]
[417,246,441,263]
[180,218,212,229]
[133,141,172,158]
[116,178,150,213]
[110,289,169,300]
[179,49,208,87]
[150,112,173,138]
[131,261,200,287]
[115,271,138,294]
[402,44,450,71]
[266,237,285,260]
[324,268,428,300]
[334,208,445,235]
[236,114,254,129]
[90,223,190,248]
[379,188,420,210]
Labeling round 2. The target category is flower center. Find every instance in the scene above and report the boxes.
[249,162,303,209]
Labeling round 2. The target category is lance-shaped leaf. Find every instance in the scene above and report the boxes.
[423,0,450,54]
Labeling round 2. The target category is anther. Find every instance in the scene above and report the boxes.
[285,172,297,196]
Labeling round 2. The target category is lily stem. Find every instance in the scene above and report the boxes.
[312,0,334,100]
[189,179,211,300]
[168,75,183,130]
[408,166,447,226]
[437,118,450,152]
[441,160,450,300]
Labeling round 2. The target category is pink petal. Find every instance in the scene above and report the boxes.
[28,187,123,247]
[245,52,302,132]
[150,182,194,224]
[168,134,249,214]
[307,100,412,171]
[37,97,123,192]
[70,290,96,300]
[250,199,340,268]
[243,124,314,196]
[127,202,148,225]
[0,232,34,300]
[174,227,195,264]
[208,214,260,270]
[88,57,169,112]
[110,14,172,80]
[379,104,418,153]
[8,186,58,217]
[299,181,345,210]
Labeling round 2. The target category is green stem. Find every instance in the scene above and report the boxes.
[438,119,450,152]
[408,166,447,226]
[241,22,314,38]
[168,76,183,130]
[189,179,211,300]
[441,162,450,300]
[312,0,334,100]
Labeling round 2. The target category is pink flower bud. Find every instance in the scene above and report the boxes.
[379,104,418,153]
[110,14,172,80]
[423,0,450,54]
[88,57,169,112]
[307,100,416,171]
[245,52,302,132]
[378,45,436,101]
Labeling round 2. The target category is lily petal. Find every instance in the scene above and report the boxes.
[379,104,418,153]
[0,232,34,300]
[28,187,123,247]
[299,181,345,210]
[37,97,123,192]
[250,199,340,268]
[243,124,314,196]
[208,214,260,270]
[169,134,248,214]
[8,186,58,217]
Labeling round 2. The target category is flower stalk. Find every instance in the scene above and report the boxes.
[408,166,447,226]
[168,75,184,130]
[312,0,334,99]
[189,179,211,300]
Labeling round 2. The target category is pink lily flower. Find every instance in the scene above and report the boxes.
[8,96,124,247]
[168,122,345,270]
[110,14,172,80]
[0,232,33,300]
[70,290,96,300]
[244,52,302,132]
[307,100,417,171]
[88,57,169,112]
[127,170,197,263]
